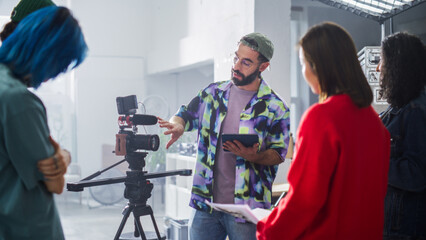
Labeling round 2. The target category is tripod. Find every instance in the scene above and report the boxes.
[114,164,165,240]
[115,202,164,240]
[67,152,191,240]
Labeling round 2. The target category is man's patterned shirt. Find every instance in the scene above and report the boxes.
[176,78,290,212]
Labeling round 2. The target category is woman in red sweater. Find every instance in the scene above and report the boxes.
[256,22,390,240]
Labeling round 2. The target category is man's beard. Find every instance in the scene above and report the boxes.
[231,68,260,86]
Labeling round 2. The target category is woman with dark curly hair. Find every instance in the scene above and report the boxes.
[378,32,426,240]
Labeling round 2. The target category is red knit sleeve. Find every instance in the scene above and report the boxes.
[257,105,340,239]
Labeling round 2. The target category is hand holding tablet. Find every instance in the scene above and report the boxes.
[222,134,259,152]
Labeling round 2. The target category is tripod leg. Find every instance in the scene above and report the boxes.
[149,212,162,239]
[133,215,147,240]
[114,205,134,240]
[133,219,140,238]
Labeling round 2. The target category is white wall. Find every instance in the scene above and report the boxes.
[74,57,144,176]
[255,0,292,105]
[70,0,150,177]
[146,0,256,82]
[0,0,19,16]
[70,0,151,58]
[145,63,214,118]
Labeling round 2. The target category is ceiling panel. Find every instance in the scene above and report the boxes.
[315,0,425,22]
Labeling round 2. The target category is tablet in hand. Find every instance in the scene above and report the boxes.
[222,134,259,152]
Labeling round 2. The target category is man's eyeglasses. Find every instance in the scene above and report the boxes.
[233,55,255,69]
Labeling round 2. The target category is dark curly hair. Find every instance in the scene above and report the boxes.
[0,21,18,42]
[379,32,426,108]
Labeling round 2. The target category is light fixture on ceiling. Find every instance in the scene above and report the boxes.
[315,0,425,23]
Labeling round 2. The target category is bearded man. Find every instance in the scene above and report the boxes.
[158,33,290,240]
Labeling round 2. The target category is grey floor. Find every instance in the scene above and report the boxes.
[56,188,170,240]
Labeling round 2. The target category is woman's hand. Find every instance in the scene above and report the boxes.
[37,137,71,193]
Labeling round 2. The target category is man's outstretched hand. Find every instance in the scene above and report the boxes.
[158,116,185,149]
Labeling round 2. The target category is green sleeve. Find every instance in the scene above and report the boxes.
[4,97,54,190]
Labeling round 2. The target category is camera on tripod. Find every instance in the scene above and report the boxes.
[66,94,192,240]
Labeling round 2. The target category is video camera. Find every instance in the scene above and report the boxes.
[115,95,159,155]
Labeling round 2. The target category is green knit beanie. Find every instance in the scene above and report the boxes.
[11,0,56,22]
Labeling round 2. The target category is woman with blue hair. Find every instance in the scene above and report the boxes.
[2,0,74,191]
[0,6,87,239]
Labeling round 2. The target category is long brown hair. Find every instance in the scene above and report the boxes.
[299,22,372,108]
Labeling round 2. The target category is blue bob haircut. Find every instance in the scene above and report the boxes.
[0,6,88,89]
